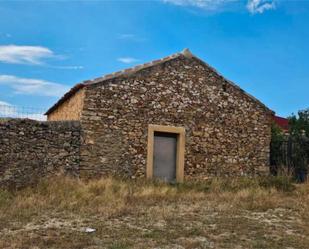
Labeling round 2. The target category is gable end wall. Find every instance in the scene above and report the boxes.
[47,88,85,121]
[79,56,272,179]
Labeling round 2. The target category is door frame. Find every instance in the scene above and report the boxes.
[146,124,185,183]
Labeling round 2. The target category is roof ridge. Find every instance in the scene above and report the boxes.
[84,51,184,86]
[45,48,274,115]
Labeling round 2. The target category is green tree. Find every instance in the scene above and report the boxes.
[270,122,285,174]
[289,108,309,137]
[288,108,309,182]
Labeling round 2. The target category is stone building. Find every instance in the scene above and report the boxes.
[45,49,273,182]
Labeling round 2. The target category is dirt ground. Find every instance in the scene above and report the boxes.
[0,177,308,249]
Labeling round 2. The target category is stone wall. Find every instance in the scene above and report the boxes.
[7,53,272,185]
[79,55,272,179]
[0,119,81,189]
[47,88,85,121]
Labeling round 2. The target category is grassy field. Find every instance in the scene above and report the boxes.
[0,176,309,249]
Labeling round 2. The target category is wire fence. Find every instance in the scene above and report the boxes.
[0,104,46,121]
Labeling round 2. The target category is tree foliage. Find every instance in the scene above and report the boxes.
[270,123,285,172]
[271,108,309,182]
[289,108,309,136]
[288,108,309,180]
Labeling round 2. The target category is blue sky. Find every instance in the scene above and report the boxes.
[0,0,308,117]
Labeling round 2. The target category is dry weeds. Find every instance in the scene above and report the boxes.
[0,176,308,249]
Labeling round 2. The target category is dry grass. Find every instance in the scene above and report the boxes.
[0,176,309,249]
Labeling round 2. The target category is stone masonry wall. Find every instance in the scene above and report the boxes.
[79,55,272,179]
[0,119,81,189]
[48,88,85,121]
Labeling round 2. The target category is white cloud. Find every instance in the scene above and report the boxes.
[247,0,275,14]
[162,0,235,10]
[117,33,146,42]
[0,45,54,65]
[0,45,84,69]
[48,65,84,70]
[0,75,69,97]
[0,100,11,106]
[117,57,139,64]
[162,0,276,13]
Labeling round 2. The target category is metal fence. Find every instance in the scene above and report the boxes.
[270,137,309,182]
[0,104,46,121]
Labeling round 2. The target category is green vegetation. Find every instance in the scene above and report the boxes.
[289,108,309,177]
[289,108,309,137]
[271,108,309,180]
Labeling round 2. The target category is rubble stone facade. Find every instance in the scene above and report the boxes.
[76,53,272,179]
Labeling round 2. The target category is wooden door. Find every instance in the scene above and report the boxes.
[153,132,177,182]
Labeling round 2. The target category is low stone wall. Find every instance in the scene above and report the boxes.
[0,119,81,189]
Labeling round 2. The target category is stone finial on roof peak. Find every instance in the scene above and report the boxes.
[181,48,193,58]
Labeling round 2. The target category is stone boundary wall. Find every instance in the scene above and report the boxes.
[0,118,81,189]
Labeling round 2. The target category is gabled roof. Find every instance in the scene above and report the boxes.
[45,49,274,115]
[45,83,85,116]
[273,115,289,131]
